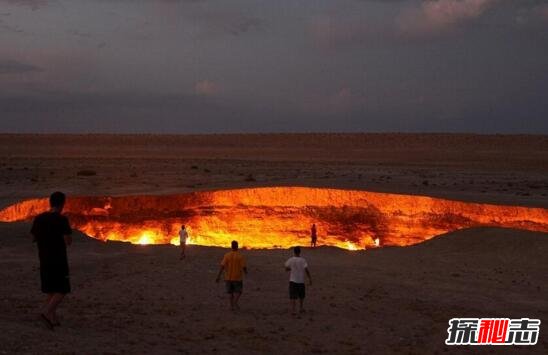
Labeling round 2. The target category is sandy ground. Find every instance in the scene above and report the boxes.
[0,134,547,208]
[0,133,547,354]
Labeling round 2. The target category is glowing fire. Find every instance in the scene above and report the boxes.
[137,232,155,245]
[0,187,547,250]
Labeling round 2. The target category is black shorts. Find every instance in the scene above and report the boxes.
[40,266,71,294]
[225,281,243,294]
[289,282,305,299]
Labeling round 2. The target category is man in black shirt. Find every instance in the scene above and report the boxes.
[31,191,73,329]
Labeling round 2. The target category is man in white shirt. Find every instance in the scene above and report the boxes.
[179,225,188,260]
[284,246,312,315]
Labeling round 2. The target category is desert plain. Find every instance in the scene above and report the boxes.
[0,133,547,354]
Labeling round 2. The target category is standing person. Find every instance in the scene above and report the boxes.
[30,191,73,330]
[285,246,312,315]
[179,224,188,260]
[216,240,247,311]
[310,224,317,248]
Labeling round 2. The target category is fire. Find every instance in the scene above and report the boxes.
[137,232,155,245]
[345,241,359,251]
[0,187,547,250]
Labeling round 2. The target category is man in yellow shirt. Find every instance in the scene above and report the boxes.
[216,240,247,311]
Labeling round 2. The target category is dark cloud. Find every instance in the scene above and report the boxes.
[0,59,42,74]
[2,0,49,10]
[0,22,24,34]
[0,90,296,133]
[1,0,548,133]
[225,17,263,36]
[187,10,266,39]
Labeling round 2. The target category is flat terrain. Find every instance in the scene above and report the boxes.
[0,133,547,354]
[0,134,547,208]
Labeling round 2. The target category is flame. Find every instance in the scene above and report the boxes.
[345,241,359,251]
[137,232,154,245]
[0,187,547,250]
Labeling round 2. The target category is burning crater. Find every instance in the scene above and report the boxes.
[1,187,547,250]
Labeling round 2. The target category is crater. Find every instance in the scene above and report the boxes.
[1,187,547,250]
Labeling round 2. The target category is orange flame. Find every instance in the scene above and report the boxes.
[1,187,547,250]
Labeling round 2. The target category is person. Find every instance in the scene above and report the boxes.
[216,240,247,311]
[310,224,317,247]
[179,225,188,259]
[284,246,312,315]
[30,191,73,330]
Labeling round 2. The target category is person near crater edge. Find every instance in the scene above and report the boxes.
[31,191,73,330]
[216,240,248,311]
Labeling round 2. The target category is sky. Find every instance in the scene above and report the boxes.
[1,0,548,134]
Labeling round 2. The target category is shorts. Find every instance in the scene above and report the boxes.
[40,266,71,294]
[225,281,243,294]
[289,282,305,299]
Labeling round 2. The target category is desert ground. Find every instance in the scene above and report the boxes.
[0,133,547,354]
